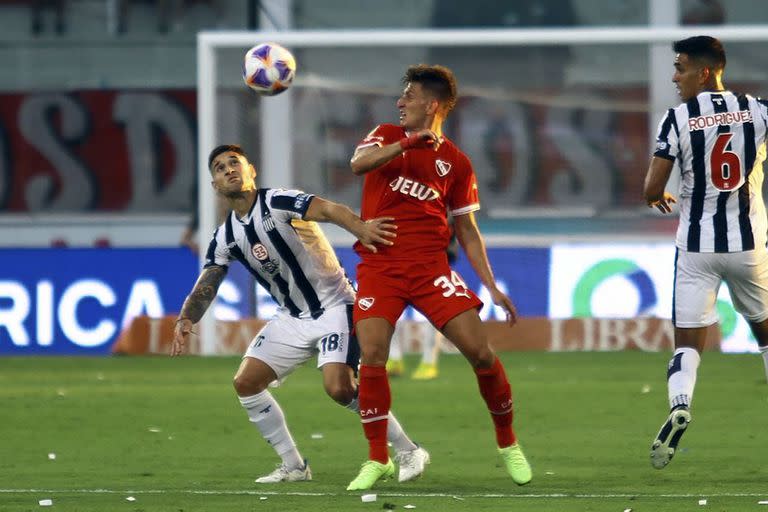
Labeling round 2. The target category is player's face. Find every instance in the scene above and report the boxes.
[673,53,703,101]
[396,82,437,130]
[210,151,256,196]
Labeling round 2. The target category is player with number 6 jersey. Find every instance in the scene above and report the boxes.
[652,74,768,253]
[346,64,532,491]
[644,36,768,472]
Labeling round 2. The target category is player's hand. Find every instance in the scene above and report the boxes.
[490,287,518,326]
[647,192,677,214]
[171,317,194,356]
[357,217,397,253]
[400,129,439,151]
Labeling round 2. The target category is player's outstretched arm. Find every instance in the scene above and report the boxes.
[643,157,677,214]
[454,212,518,326]
[171,265,228,356]
[350,129,438,175]
[304,196,397,253]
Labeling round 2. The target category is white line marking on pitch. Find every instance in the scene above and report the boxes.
[0,489,766,499]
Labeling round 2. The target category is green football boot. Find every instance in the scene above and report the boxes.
[346,459,395,491]
[498,444,532,485]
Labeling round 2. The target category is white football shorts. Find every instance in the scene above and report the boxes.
[244,303,359,379]
[674,247,768,328]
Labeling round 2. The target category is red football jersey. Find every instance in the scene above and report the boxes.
[354,124,480,260]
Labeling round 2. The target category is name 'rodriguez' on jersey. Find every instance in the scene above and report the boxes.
[354,123,480,260]
[654,91,768,253]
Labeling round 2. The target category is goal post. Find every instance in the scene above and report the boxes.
[197,25,768,354]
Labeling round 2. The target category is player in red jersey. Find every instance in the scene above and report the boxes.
[346,64,532,491]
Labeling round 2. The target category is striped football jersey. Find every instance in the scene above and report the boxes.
[654,91,768,253]
[204,188,355,319]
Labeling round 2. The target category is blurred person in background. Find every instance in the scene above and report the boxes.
[346,64,531,491]
[31,0,65,35]
[681,0,725,25]
[644,36,768,470]
[115,0,226,34]
[171,144,428,484]
[180,182,199,253]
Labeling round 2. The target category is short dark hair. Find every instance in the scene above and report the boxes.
[208,144,248,172]
[673,35,726,70]
[403,64,458,114]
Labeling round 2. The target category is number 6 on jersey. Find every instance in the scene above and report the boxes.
[710,132,743,191]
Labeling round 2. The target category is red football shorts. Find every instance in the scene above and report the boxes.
[354,257,483,329]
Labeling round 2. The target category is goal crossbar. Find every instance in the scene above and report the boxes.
[200,25,768,48]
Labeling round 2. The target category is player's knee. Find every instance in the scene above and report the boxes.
[360,345,390,366]
[324,381,356,405]
[232,374,267,396]
[467,345,496,369]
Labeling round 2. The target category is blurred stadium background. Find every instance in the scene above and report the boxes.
[4,2,768,511]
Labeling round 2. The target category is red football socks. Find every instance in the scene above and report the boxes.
[474,356,516,448]
[358,365,391,463]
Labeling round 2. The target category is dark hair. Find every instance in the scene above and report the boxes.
[403,64,458,114]
[208,144,248,172]
[673,35,726,70]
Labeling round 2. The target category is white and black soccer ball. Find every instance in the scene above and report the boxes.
[242,42,296,96]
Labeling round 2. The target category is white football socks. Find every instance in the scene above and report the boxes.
[420,323,440,365]
[667,347,700,410]
[239,390,304,470]
[389,322,405,362]
[385,411,418,452]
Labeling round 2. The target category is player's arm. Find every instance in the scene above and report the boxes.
[453,212,518,326]
[171,265,228,356]
[304,196,396,253]
[643,156,677,214]
[350,129,438,176]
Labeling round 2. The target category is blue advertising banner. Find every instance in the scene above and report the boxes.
[0,246,551,355]
[0,248,198,355]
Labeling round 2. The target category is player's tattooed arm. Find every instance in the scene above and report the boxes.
[171,265,228,356]
[178,265,228,324]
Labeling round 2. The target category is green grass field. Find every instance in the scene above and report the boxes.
[1,352,767,512]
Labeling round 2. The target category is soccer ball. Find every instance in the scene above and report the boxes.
[242,43,296,96]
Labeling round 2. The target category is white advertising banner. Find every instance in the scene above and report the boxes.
[549,243,759,353]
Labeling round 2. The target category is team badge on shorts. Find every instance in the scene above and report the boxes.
[358,297,375,310]
[251,243,269,261]
[435,159,451,177]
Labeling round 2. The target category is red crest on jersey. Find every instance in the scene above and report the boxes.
[354,124,480,260]
[435,159,451,177]
[358,297,375,310]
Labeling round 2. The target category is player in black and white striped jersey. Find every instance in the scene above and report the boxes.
[206,187,356,319]
[171,145,429,484]
[644,36,768,470]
